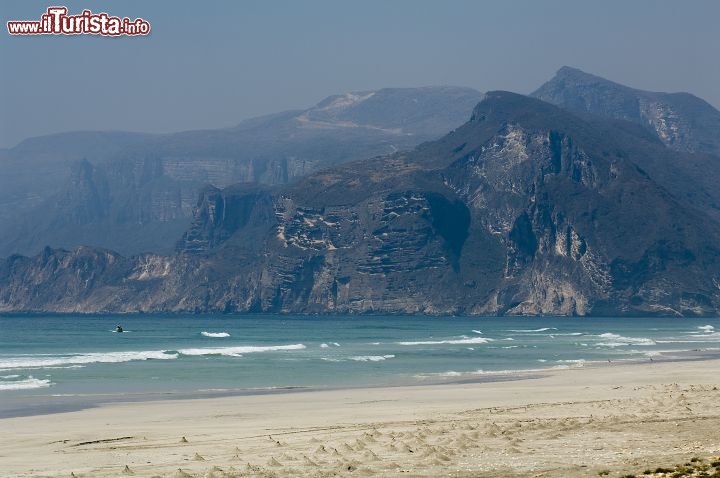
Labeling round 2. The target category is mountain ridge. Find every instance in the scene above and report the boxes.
[0,86,483,258]
[3,91,720,316]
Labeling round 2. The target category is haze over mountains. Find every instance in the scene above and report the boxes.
[0,87,483,257]
[2,67,720,316]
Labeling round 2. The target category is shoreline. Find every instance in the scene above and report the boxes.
[2,358,719,477]
[3,349,719,420]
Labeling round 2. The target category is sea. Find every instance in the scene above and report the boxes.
[1,314,719,418]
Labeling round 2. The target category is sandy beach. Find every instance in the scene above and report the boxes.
[2,359,719,478]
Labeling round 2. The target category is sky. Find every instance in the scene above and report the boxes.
[1,0,719,148]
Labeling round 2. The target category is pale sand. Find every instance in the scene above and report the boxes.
[2,359,719,477]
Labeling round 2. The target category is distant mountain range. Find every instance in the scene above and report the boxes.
[532,66,720,156]
[2,68,720,316]
[0,86,483,257]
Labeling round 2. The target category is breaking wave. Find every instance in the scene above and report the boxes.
[0,350,177,370]
[0,377,52,391]
[507,327,558,333]
[201,331,230,338]
[349,355,395,362]
[596,333,655,347]
[397,337,492,346]
[0,343,306,370]
[176,344,306,356]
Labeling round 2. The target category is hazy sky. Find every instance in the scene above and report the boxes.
[1,0,718,148]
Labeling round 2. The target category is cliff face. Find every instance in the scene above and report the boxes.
[3,92,720,316]
[0,87,483,258]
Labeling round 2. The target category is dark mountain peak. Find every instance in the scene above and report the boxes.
[532,67,720,155]
[539,66,633,91]
[556,65,582,75]
[554,66,609,82]
[471,90,561,122]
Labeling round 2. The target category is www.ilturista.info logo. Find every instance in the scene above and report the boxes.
[7,7,150,36]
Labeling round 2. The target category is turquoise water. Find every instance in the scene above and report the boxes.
[1,315,719,417]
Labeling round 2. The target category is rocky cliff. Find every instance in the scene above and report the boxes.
[0,87,483,257]
[3,92,720,316]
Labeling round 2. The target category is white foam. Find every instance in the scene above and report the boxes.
[177,344,306,356]
[556,359,586,366]
[596,333,655,347]
[437,371,464,377]
[0,350,177,370]
[597,332,655,347]
[658,332,720,343]
[0,377,52,391]
[397,337,492,346]
[507,327,558,333]
[698,325,715,333]
[349,355,395,362]
[320,343,330,348]
[201,331,230,338]
[472,330,483,335]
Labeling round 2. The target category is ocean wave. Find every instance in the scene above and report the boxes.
[349,355,395,362]
[176,344,306,357]
[397,337,492,346]
[657,333,720,343]
[0,350,177,370]
[472,330,483,334]
[0,377,52,391]
[414,368,551,380]
[414,370,479,379]
[596,332,655,347]
[201,331,230,338]
[507,327,558,333]
[555,359,586,366]
[698,325,715,333]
